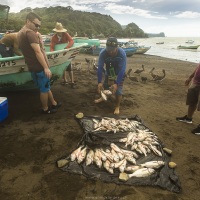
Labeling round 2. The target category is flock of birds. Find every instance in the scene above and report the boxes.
[125,64,166,83]
[74,58,166,83]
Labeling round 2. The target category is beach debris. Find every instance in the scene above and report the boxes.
[57,159,70,168]
[76,112,84,119]
[163,147,172,155]
[168,162,177,168]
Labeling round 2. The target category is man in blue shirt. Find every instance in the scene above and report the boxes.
[96,37,127,115]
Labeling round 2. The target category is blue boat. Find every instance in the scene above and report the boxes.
[84,46,137,57]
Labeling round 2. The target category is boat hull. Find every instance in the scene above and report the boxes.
[135,46,151,54]
[177,45,200,50]
[82,46,137,57]
[0,43,87,91]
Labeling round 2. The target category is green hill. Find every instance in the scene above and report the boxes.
[4,6,148,38]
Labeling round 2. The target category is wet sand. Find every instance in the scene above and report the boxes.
[0,53,200,200]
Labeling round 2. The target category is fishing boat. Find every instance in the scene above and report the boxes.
[185,40,194,44]
[135,46,151,54]
[0,43,87,91]
[177,45,200,50]
[83,46,137,57]
[156,42,164,44]
[73,37,101,53]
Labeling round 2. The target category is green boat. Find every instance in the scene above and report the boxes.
[0,43,87,91]
[73,37,101,53]
[177,45,200,50]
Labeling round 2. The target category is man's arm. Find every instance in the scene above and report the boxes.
[65,33,74,49]
[31,43,52,79]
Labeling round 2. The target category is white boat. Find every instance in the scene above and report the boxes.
[185,40,194,44]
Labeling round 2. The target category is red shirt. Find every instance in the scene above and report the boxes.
[193,63,200,85]
[50,32,74,51]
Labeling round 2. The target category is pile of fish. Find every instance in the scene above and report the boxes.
[119,129,162,157]
[92,117,141,133]
[69,140,165,181]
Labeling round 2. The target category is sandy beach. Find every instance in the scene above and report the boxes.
[0,53,200,200]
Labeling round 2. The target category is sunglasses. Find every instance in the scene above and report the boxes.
[31,21,41,28]
[106,41,118,47]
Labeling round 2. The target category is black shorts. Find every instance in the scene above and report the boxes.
[186,85,200,106]
[66,63,72,72]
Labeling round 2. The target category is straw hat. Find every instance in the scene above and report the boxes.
[53,22,67,32]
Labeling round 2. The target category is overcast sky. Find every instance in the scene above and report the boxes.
[1,0,200,37]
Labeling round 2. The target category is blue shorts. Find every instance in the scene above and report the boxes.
[103,76,124,96]
[31,71,51,93]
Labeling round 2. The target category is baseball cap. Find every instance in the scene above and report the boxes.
[106,37,118,51]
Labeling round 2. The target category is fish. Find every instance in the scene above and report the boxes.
[77,146,87,164]
[103,90,112,96]
[110,158,125,169]
[140,161,165,169]
[70,145,84,161]
[101,90,107,101]
[125,165,141,173]
[86,149,95,166]
[128,168,155,178]
[110,143,123,154]
[111,149,120,162]
[119,159,127,173]
[94,149,102,168]
[103,160,114,174]
[125,155,136,165]
[119,168,155,181]
[137,142,147,156]
[148,144,162,157]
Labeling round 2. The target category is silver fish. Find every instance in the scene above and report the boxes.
[70,145,84,161]
[128,168,155,178]
[140,161,165,169]
[86,149,94,166]
[77,146,87,164]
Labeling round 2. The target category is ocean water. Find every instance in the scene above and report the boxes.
[101,37,200,64]
[133,37,200,64]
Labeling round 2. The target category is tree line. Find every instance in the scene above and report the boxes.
[2,6,149,38]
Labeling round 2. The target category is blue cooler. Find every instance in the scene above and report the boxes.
[0,97,8,122]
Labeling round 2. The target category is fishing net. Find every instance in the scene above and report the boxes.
[58,115,181,193]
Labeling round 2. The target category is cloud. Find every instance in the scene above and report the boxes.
[104,3,167,19]
[174,11,200,18]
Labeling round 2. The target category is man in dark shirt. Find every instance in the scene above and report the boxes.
[18,12,61,114]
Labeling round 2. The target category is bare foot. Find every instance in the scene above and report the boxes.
[114,107,120,115]
[94,97,103,104]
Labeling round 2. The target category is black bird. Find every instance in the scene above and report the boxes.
[134,64,144,75]
[141,76,148,83]
[129,76,139,82]
[149,67,157,79]
[153,69,166,82]
[125,68,132,78]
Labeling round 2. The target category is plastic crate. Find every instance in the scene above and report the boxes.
[0,97,8,122]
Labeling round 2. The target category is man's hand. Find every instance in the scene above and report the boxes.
[63,47,68,56]
[44,68,52,79]
[185,77,192,86]
[98,83,103,93]
[110,84,118,94]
